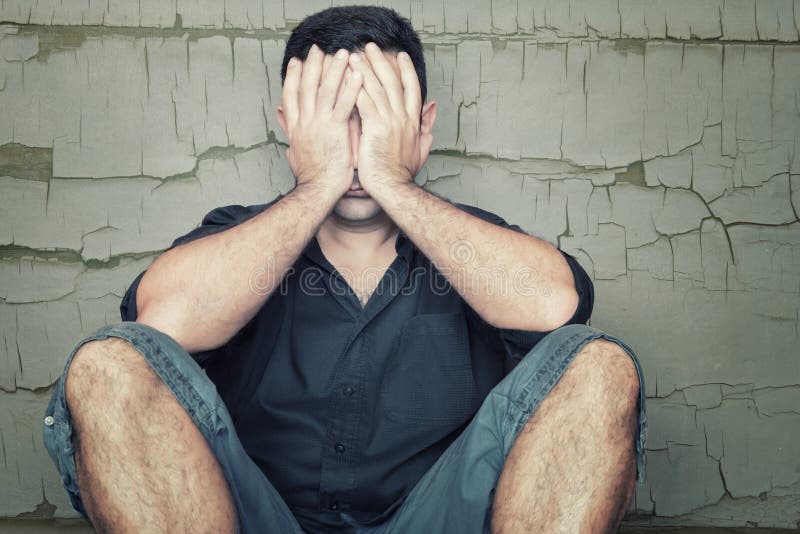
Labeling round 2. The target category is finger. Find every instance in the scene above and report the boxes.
[299,44,324,117]
[281,56,302,127]
[332,69,363,122]
[397,51,422,123]
[320,52,333,84]
[333,65,360,108]
[363,42,405,115]
[318,48,350,113]
[336,64,354,102]
[333,65,354,111]
[349,52,391,118]
[354,86,379,124]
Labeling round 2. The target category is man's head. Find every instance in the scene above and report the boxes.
[281,6,427,104]
[277,6,437,225]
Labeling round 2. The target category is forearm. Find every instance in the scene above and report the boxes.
[136,182,341,352]
[370,182,579,331]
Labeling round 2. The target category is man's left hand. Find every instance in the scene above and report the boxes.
[348,42,428,194]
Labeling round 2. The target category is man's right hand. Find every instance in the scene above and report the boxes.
[278,44,363,196]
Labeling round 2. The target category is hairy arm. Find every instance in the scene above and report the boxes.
[136,44,363,352]
[350,44,579,332]
[368,182,579,332]
[135,183,342,352]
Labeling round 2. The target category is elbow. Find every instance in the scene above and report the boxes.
[538,253,594,330]
[133,264,202,352]
[135,303,197,352]
[135,270,241,354]
[136,300,238,354]
[493,253,591,332]
[543,284,582,330]
[494,282,582,333]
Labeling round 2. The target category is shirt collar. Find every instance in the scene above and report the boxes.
[302,229,415,270]
[394,230,414,263]
[301,236,328,269]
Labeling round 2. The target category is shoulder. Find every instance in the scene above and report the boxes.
[200,196,283,226]
[167,196,284,249]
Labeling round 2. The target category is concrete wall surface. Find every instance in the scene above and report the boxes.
[0,0,798,529]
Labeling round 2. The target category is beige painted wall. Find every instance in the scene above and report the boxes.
[0,0,798,528]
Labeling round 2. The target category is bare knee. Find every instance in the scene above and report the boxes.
[571,338,640,401]
[551,338,641,510]
[63,337,238,533]
[65,336,161,416]
[557,338,641,438]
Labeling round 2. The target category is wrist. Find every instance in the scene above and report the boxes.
[292,179,347,206]
[366,178,417,210]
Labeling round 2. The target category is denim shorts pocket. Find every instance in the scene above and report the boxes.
[380,311,479,426]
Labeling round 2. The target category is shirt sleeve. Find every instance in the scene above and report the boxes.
[452,202,594,368]
[119,200,278,322]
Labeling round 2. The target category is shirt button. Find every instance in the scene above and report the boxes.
[343,386,354,396]
[44,416,55,426]
[334,443,346,454]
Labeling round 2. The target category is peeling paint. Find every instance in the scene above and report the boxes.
[0,1,798,528]
[616,161,647,186]
[0,143,51,181]
[0,0,795,43]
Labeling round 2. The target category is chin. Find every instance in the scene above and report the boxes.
[332,196,383,222]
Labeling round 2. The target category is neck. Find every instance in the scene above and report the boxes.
[317,211,399,261]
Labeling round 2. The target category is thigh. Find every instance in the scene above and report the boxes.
[370,323,648,534]
[42,321,304,534]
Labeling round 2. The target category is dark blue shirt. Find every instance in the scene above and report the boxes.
[120,196,593,532]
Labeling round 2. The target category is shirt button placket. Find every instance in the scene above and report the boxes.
[322,338,366,510]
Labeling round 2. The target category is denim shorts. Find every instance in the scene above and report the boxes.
[43,321,647,533]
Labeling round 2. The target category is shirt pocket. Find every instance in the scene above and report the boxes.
[380,311,480,426]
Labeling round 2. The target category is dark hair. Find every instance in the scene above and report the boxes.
[281,6,427,103]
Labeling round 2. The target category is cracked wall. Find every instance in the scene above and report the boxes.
[0,0,799,529]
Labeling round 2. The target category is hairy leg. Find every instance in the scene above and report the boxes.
[66,337,237,533]
[491,339,639,534]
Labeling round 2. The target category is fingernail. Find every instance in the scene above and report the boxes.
[398,51,409,60]
[288,57,297,66]
[336,48,347,59]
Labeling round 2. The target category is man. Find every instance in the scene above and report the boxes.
[44,6,647,533]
